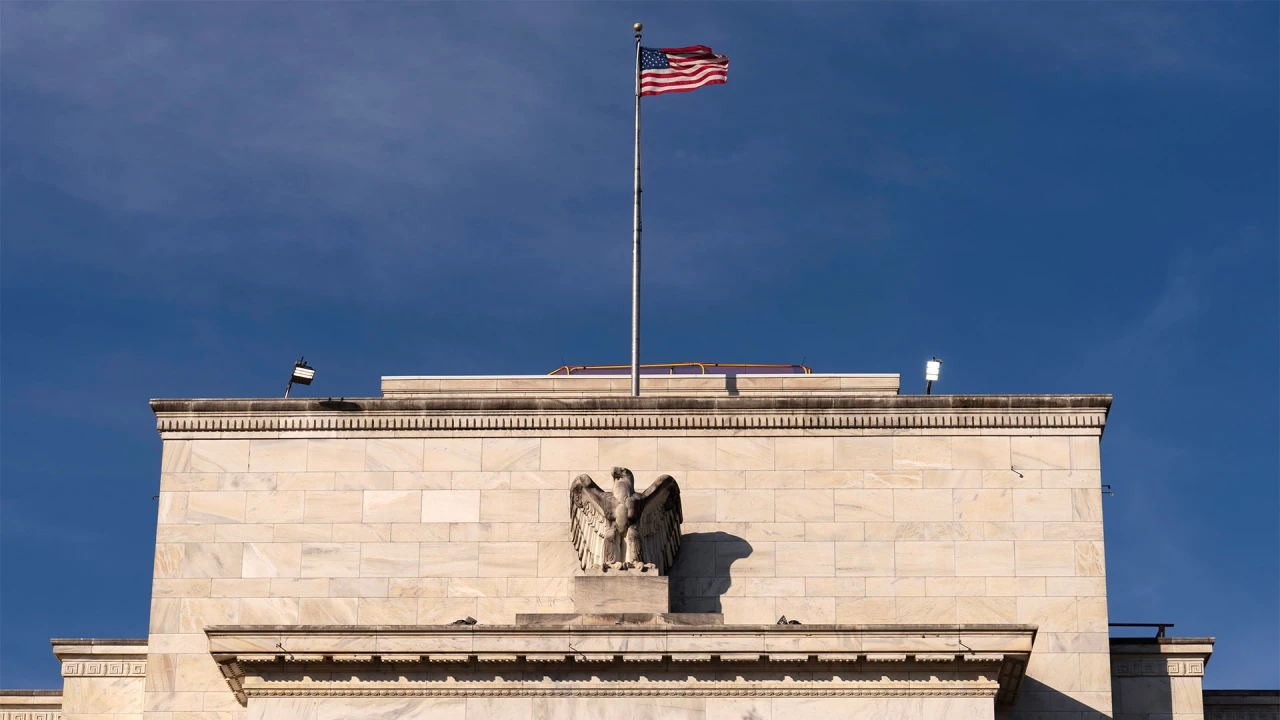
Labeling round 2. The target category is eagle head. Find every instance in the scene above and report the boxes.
[611,466,635,500]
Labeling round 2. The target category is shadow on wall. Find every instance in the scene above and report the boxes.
[668,531,752,614]
[1108,672,1174,720]
[725,375,739,396]
[667,534,1122,719]
[999,676,1117,719]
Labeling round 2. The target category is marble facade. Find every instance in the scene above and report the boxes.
[0,373,1267,719]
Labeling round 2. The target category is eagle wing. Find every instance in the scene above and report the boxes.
[569,473,615,571]
[636,474,683,575]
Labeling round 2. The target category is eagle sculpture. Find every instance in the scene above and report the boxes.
[569,467,683,575]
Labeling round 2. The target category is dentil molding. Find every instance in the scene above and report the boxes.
[152,395,1110,435]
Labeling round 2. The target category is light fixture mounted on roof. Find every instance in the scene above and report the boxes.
[284,357,315,398]
[925,357,941,395]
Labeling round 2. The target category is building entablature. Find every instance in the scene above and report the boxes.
[208,623,1035,707]
[151,392,1111,438]
[1109,636,1215,678]
[0,691,62,720]
[51,638,148,679]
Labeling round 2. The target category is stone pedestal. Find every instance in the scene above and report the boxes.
[572,569,668,614]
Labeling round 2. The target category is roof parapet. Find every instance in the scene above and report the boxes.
[381,373,901,398]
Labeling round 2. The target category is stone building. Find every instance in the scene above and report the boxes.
[1,371,1274,719]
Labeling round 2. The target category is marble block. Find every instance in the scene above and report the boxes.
[572,573,669,614]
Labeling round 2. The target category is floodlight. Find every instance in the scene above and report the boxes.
[925,359,941,381]
[285,357,315,398]
[925,357,941,394]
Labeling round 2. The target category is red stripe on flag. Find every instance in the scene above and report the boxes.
[665,60,728,70]
[668,55,726,65]
[641,71,727,87]
[642,66,727,82]
[641,78,726,96]
[660,46,714,54]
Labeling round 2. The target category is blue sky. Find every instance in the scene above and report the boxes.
[1,2,1276,689]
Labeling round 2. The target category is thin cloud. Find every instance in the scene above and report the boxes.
[1,2,1263,316]
[1,3,610,218]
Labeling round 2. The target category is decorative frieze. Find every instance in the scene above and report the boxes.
[59,661,146,678]
[1109,637,1215,681]
[1110,658,1205,677]
[245,686,1000,699]
[221,651,1007,665]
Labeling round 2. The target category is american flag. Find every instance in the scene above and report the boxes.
[640,46,729,97]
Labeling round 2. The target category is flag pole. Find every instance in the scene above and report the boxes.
[631,22,643,397]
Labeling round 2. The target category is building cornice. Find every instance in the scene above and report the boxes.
[0,691,61,720]
[152,395,1111,436]
[207,623,1034,707]
[1109,636,1214,678]
[51,639,148,679]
